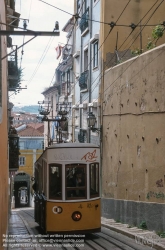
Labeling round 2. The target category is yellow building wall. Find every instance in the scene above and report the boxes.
[100,0,165,65]
[0,1,9,249]
[18,149,43,177]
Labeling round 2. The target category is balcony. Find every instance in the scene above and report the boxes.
[8,47,22,91]
[79,70,88,91]
[8,60,20,90]
[79,8,89,33]
[6,0,20,30]
[62,45,72,60]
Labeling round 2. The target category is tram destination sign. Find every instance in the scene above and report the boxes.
[49,148,100,163]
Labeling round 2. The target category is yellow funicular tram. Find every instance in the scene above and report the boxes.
[33,143,101,233]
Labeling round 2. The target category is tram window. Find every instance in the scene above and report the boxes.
[33,166,39,193]
[39,165,43,193]
[49,164,62,200]
[66,164,86,199]
[42,160,47,195]
[90,163,99,197]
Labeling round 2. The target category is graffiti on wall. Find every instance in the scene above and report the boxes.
[156,179,163,187]
[146,191,165,200]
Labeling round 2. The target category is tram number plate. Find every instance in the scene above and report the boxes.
[52,206,63,214]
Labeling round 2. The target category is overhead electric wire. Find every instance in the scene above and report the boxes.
[120,0,165,60]
[28,0,33,21]
[71,0,132,102]
[48,0,86,88]
[27,36,54,85]
[119,0,161,52]
[19,35,25,69]
[103,45,164,106]
[39,0,73,16]
[91,0,165,102]
[76,0,165,106]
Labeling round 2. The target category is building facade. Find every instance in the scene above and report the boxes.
[0,0,20,247]
[0,1,9,247]
[16,123,44,176]
[15,123,44,207]
[73,0,101,145]
[40,17,74,146]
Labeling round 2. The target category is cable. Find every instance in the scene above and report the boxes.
[119,0,161,52]
[27,36,54,85]
[28,0,33,21]
[48,0,86,88]
[39,0,73,16]
[71,0,132,102]
[19,35,25,69]
[103,46,164,106]
[79,0,165,105]
[120,0,165,60]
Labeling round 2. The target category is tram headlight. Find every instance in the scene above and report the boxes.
[72,211,82,221]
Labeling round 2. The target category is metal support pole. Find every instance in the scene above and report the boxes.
[0,30,60,36]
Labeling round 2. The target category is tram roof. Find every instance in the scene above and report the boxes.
[47,142,99,149]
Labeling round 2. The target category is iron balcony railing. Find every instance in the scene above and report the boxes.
[8,48,20,91]
[62,44,72,60]
[79,8,89,33]
[79,70,88,90]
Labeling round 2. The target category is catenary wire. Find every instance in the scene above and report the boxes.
[39,0,73,16]
[71,0,132,100]
[75,0,165,106]
[27,36,55,85]
[47,0,86,88]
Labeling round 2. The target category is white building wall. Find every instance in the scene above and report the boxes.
[73,0,101,144]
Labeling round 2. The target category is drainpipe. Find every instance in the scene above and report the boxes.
[80,26,83,131]
[88,0,93,143]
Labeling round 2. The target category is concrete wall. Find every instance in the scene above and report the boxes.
[102,198,165,231]
[0,1,9,248]
[102,44,165,231]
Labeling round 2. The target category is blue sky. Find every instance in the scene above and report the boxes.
[9,0,74,106]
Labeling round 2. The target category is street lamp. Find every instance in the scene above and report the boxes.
[87,112,102,133]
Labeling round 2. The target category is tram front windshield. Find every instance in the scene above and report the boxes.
[48,163,99,200]
[66,164,86,199]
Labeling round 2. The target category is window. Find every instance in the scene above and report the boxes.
[93,41,98,68]
[42,160,47,195]
[90,163,99,197]
[67,70,70,95]
[66,164,86,199]
[19,141,25,149]
[49,164,62,200]
[19,156,25,166]
[84,48,88,71]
